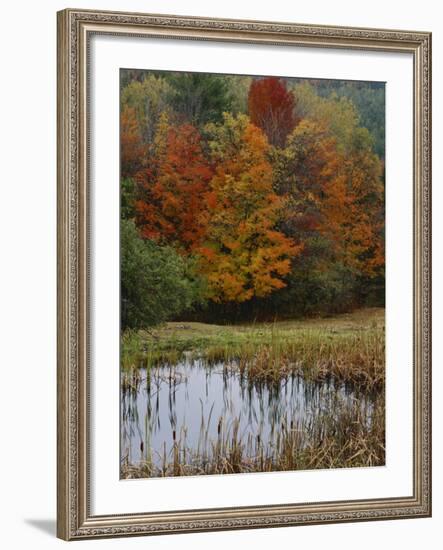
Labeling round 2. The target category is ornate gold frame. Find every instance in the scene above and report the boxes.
[57,8,432,540]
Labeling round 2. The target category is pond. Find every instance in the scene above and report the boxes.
[121,360,379,476]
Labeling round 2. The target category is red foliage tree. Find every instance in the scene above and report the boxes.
[135,123,213,252]
[248,77,298,147]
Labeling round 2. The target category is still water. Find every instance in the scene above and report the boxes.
[121,360,376,471]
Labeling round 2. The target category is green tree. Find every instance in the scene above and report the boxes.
[121,220,205,329]
[226,75,252,115]
[301,79,385,159]
[121,177,136,220]
[121,74,174,144]
[167,73,232,126]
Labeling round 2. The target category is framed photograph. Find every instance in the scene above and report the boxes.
[57,8,431,540]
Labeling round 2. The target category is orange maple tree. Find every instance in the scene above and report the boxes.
[317,130,385,276]
[278,119,384,277]
[198,114,302,303]
[135,120,213,252]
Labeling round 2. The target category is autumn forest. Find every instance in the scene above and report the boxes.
[120,69,386,479]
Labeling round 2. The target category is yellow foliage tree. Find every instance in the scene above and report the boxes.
[198,114,302,303]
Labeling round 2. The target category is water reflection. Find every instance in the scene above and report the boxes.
[121,360,377,470]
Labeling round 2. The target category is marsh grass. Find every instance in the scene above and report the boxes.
[121,309,385,478]
[121,308,385,390]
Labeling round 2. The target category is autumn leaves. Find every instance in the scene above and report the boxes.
[132,111,300,303]
[121,73,385,327]
[248,75,299,147]
[198,114,303,303]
